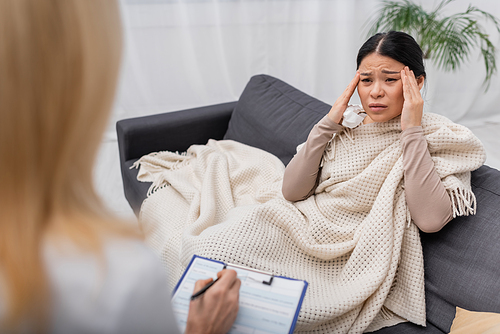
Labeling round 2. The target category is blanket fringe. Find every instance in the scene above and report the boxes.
[380,306,393,320]
[147,176,171,197]
[404,187,476,226]
[342,127,354,143]
[325,127,354,162]
[325,136,336,162]
[131,150,192,197]
[448,187,476,218]
[131,150,191,171]
[406,204,412,229]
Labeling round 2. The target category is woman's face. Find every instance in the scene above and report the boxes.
[357,53,406,124]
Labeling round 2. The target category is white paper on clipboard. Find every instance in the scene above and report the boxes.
[171,255,308,334]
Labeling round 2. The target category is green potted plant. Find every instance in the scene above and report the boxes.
[366,0,500,90]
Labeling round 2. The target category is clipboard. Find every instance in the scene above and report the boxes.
[171,255,308,334]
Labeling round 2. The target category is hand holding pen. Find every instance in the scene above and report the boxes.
[191,265,227,301]
[185,269,241,334]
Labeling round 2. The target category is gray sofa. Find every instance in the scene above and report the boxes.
[117,74,500,333]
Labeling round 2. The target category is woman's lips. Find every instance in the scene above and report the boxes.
[368,103,387,112]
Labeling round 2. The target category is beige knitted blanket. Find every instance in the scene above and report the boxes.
[135,113,485,333]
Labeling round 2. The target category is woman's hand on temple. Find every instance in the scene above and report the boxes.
[327,71,360,124]
[400,66,424,131]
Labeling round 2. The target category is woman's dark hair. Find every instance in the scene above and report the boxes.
[356,31,426,78]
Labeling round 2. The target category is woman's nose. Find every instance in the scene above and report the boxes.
[370,82,384,98]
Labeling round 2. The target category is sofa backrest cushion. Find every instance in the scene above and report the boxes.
[224,74,331,165]
[420,164,500,332]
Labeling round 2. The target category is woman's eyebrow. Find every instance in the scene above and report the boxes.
[360,70,401,76]
[382,70,400,74]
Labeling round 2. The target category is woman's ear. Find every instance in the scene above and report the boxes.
[417,76,425,90]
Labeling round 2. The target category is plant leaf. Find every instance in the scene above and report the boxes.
[365,0,499,90]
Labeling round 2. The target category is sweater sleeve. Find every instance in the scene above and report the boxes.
[282,115,344,202]
[401,126,454,233]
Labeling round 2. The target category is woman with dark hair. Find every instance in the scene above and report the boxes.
[274,30,484,330]
[135,30,485,332]
[358,31,427,78]
[283,30,453,233]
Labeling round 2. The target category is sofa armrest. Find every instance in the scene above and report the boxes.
[116,101,237,162]
[116,101,237,215]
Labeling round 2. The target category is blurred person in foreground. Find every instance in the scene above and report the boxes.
[0,0,240,333]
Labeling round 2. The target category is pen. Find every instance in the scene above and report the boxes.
[190,265,227,301]
[190,277,219,300]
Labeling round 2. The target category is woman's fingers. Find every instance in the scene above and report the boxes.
[342,71,361,102]
[401,66,424,131]
[401,68,411,97]
[193,277,214,292]
[337,72,359,105]
[403,67,420,99]
[347,71,361,93]
[217,268,240,289]
[328,71,360,123]
[186,270,241,334]
[403,70,413,104]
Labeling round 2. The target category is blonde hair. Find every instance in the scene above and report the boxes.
[0,0,133,329]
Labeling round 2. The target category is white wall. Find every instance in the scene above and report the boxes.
[109,0,500,135]
[96,0,500,217]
